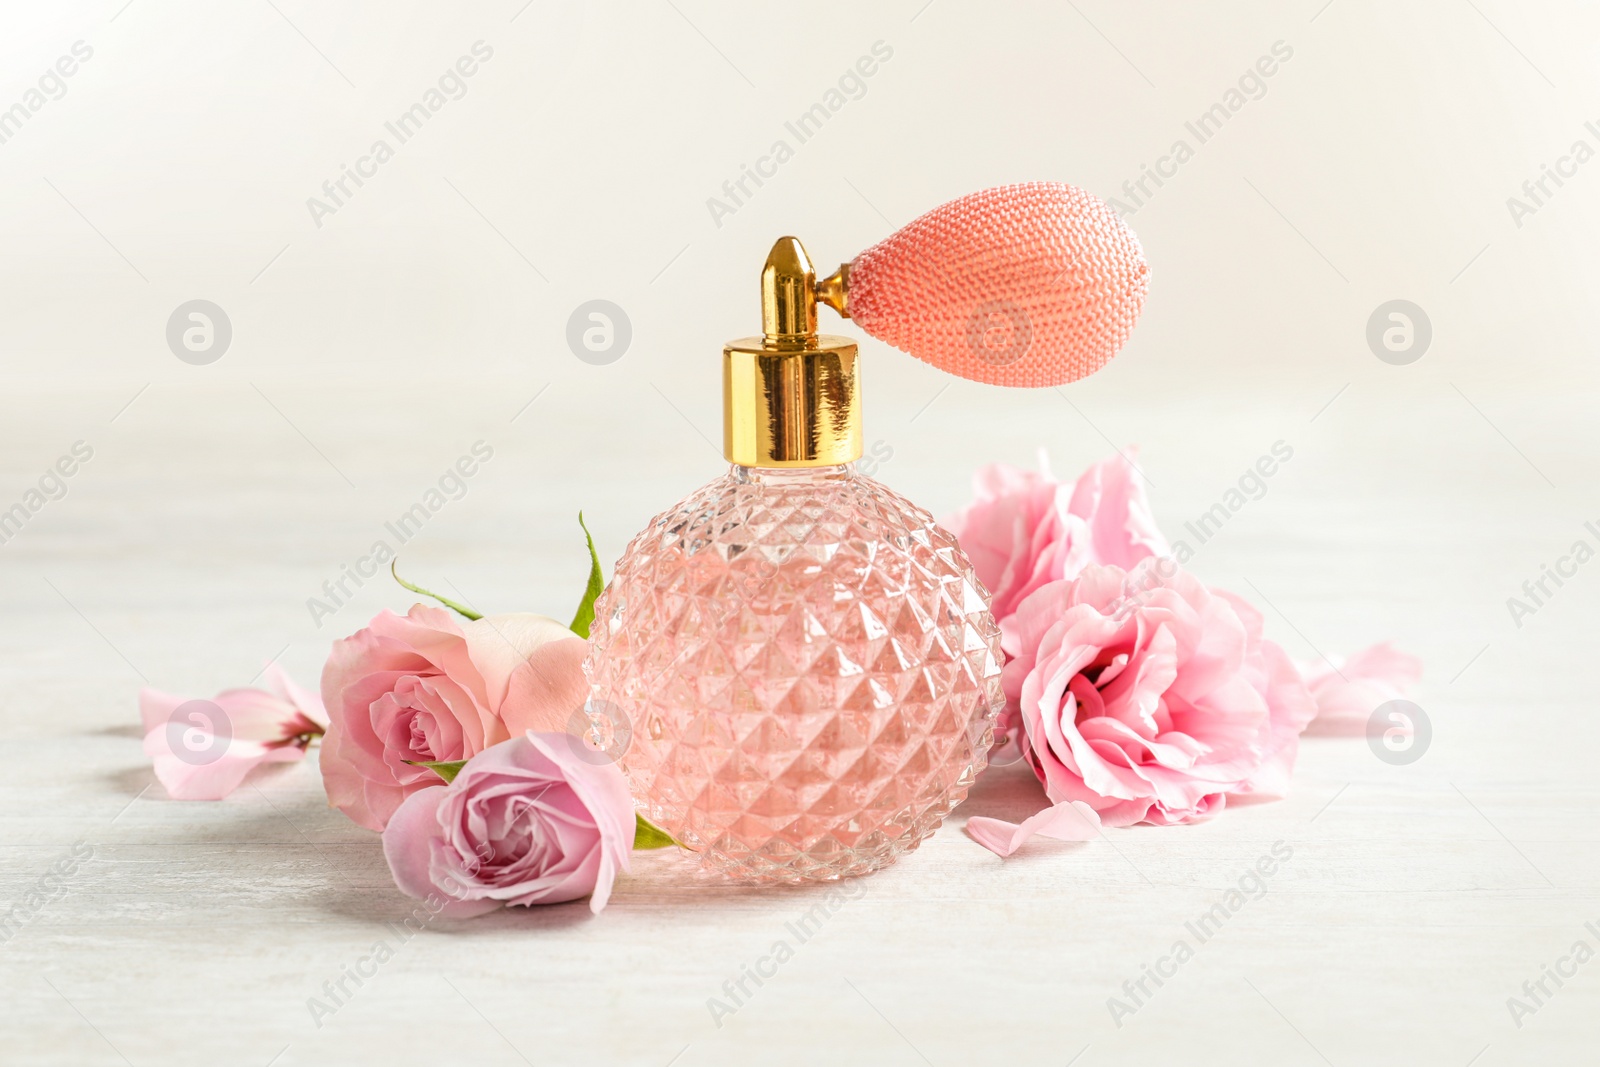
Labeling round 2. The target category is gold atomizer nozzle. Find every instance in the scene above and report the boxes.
[815,262,850,320]
[723,237,861,468]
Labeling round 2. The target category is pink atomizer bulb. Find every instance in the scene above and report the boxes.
[583,182,1148,882]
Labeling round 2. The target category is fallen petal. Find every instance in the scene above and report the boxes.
[965,800,1103,858]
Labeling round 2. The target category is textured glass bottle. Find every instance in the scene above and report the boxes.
[582,237,1004,883]
[586,463,1003,882]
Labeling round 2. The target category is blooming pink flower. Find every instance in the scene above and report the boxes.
[1298,642,1423,736]
[943,451,1168,623]
[139,664,326,800]
[382,733,635,917]
[953,448,1424,856]
[320,605,588,831]
[1000,560,1317,829]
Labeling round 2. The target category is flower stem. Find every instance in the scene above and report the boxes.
[390,560,483,621]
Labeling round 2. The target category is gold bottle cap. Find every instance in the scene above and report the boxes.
[723,238,860,468]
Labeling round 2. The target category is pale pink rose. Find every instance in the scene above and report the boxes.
[320,605,588,831]
[139,664,326,800]
[1001,560,1317,828]
[382,733,634,917]
[1298,642,1423,736]
[943,451,1168,623]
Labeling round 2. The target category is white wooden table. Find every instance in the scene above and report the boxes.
[2,372,1593,1067]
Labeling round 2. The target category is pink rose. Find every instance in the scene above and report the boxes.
[1002,560,1316,827]
[139,664,325,800]
[1299,642,1423,736]
[320,605,588,831]
[943,451,1168,622]
[381,733,635,916]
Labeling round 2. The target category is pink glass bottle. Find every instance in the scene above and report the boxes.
[583,238,1004,883]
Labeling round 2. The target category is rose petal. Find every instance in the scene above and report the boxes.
[460,614,580,711]
[383,784,500,918]
[1300,642,1423,736]
[143,734,308,801]
[138,688,186,736]
[139,667,322,801]
[261,662,328,727]
[965,801,1102,857]
[1065,451,1169,570]
[502,638,590,737]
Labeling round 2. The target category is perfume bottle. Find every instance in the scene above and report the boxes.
[584,184,1147,883]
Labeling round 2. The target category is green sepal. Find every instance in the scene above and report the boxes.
[390,561,482,621]
[634,813,681,850]
[567,511,604,639]
[403,758,468,784]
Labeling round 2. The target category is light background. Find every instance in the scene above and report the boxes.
[2,2,1597,1065]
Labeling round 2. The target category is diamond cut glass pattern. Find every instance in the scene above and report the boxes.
[583,465,1004,883]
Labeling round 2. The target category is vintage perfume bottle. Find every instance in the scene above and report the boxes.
[583,184,1148,883]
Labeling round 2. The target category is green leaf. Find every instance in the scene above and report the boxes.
[633,813,681,850]
[402,758,468,784]
[567,511,604,639]
[390,560,482,621]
